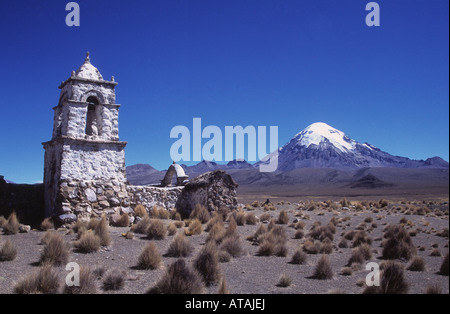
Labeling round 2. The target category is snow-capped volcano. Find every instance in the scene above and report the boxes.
[294,122,357,152]
[257,122,448,172]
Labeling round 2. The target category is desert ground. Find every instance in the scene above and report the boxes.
[0,196,448,294]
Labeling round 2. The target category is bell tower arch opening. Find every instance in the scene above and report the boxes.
[85,96,99,136]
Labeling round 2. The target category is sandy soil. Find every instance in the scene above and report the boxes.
[0,200,448,294]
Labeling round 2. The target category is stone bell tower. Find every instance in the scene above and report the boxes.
[43,53,128,222]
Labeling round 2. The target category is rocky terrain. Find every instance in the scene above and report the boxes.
[0,199,448,294]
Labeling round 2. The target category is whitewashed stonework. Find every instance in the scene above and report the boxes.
[127,185,183,210]
[43,53,127,221]
[42,53,238,224]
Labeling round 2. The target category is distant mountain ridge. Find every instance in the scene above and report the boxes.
[126,122,448,186]
[256,122,448,171]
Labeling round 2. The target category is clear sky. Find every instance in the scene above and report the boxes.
[0,0,448,183]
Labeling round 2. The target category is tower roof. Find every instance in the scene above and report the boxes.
[74,52,103,80]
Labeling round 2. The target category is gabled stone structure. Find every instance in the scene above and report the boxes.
[161,162,189,186]
[176,170,238,218]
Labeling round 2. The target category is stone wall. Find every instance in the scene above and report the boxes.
[56,179,129,223]
[1,171,238,226]
[0,177,44,227]
[54,171,238,223]
[127,185,183,211]
[54,179,183,223]
[176,170,238,218]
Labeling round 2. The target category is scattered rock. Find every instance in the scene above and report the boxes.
[58,213,77,223]
[19,225,31,233]
[99,200,110,208]
[85,188,97,202]
[109,197,121,207]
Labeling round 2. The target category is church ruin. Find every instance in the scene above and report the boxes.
[42,53,238,223]
[42,53,129,222]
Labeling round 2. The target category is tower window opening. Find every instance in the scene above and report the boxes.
[85,96,99,136]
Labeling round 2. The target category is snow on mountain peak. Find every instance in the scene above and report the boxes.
[294,122,355,152]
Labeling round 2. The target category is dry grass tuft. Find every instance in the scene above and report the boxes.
[382,224,416,260]
[40,217,54,231]
[194,242,221,286]
[294,229,305,239]
[277,274,292,287]
[205,213,223,232]
[235,210,247,226]
[190,204,211,224]
[147,259,203,294]
[74,231,101,253]
[308,223,334,242]
[225,216,238,238]
[338,238,349,249]
[380,261,409,294]
[39,232,69,266]
[14,264,60,294]
[347,248,364,266]
[406,256,425,272]
[137,241,162,270]
[245,212,258,225]
[87,218,100,230]
[134,204,147,218]
[63,267,98,294]
[150,206,161,218]
[352,230,372,247]
[313,255,333,280]
[166,233,193,257]
[276,210,289,224]
[303,239,322,255]
[257,225,287,257]
[40,230,57,245]
[3,212,19,235]
[218,278,230,294]
[364,261,409,294]
[147,219,166,240]
[134,215,151,234]
[114,213,130,227]
[0,216,6,228]
[185,218,203,236]
[158,207,170,220]
[439,252,449,276]
[257,240,275,256]
[72,220,88,234]
[430,248,441,257]
[251,201,260,208]
[102,269,126,291]
[340,267,353,276]
[167,222,177,236]
[290,249,307,265]
[94,215,111,247]
[259,213,271,222]
[220,236,243,258]
[0,240,17,262]
[425,285,442,294]
[206,222,226,244]
[247,224,267,242]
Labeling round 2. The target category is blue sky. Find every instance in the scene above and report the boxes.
[0,0,448,183]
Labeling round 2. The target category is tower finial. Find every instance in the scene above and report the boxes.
[85,51,90,63]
